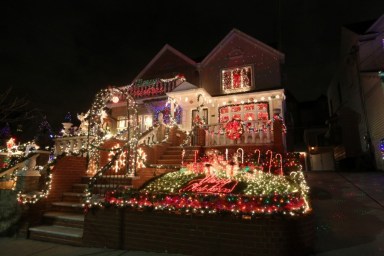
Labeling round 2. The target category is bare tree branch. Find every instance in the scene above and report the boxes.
[0,87,37,124]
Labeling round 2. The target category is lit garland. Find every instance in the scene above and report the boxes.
[16,155,60,204]
[86,86,139,176]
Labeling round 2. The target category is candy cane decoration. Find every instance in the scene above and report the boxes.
[275,153,283,176]
[181,149,185,166]
[266,150,273,173]
[254,149,261,164]
[236,148,244,164]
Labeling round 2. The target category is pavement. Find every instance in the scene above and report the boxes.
[2,171,384,255]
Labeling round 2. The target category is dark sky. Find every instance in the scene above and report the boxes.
[1,0,383,138]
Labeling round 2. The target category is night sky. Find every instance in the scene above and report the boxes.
[1,0,383,140]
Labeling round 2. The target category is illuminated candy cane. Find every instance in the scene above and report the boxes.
[254,149,261,164]
[275,153,283,176]
[181,149,185,166]
[236,148,244,164]
[266,150,273,174]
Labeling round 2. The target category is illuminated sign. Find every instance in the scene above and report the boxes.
[179,176,238,194]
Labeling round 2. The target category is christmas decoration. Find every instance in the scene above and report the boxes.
[222,66,252,93]
[225,119,244,140]
[85,149,310,219]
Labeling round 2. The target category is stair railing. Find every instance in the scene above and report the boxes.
[85,147,130,206]
[138,125,160,146]
[0,152,53,204]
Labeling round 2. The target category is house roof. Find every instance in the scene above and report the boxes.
[133,44,197,81]
[200,28,285,66]
[344,19,377,34]
[344,15,384,35]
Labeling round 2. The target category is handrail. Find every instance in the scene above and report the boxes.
[138,126,159,145]
[0,153,40,178]
[85,148,129,205]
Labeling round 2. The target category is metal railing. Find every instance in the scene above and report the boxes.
[85,148,132,205]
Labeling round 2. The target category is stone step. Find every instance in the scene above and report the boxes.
[43,211,84,228]
[62,192,87,203]
[160,154,184,159]
[29,225,83,246]
[157,159,182,165]
[51,202,84,213]
[72,183,88,193]
[81,176,92,183]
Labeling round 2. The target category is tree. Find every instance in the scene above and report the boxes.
[0,87,36,124]
[0,88,38,146]
[34,116,54,149]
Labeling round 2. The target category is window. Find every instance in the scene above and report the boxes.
[192,109,208,129]
[218,102,269,123]
[221,66,253,94]
[117,116,128,131]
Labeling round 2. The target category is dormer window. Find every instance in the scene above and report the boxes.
[221,65,253,94]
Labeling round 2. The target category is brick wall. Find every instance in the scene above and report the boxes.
[17,156,87,236]
[84,209,314,256]
[44,156,87,206]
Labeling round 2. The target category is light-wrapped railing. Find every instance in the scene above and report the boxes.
[54,135,89,156]
[85,148,132,206]
[0,151,52,204]
[0,154,38,189]
[204,120,273,146]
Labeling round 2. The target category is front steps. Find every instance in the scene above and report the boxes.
[27,147,196,246]
[28,179,88,246]
[156,146,198,166]
[28,173,135,246]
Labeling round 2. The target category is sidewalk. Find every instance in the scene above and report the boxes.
[0,237,184,256]
[1,171,384,255]
[307,171,384,256]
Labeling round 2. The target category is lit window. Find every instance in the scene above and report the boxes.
[222,66,253,93]
[117,116,128,131]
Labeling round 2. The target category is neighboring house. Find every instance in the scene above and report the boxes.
[327,15,384,170]
[107,29,287,150]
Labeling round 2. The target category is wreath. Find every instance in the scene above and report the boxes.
[225,119,244,140]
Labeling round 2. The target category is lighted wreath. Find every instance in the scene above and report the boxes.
[225,119,244,140]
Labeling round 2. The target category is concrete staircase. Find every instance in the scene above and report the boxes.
[27,146,195,246]
[28,174,134,246]
[28,177,89,246]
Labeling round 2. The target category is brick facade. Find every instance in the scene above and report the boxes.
[84,208,314,256]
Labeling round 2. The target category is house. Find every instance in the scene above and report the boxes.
[327,15,384,170]
[105,29,287,152]
[14,29,316,253]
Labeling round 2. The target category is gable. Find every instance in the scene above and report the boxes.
[200,29,284,96]
[201,29,284,67]
[134,45,198,85]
